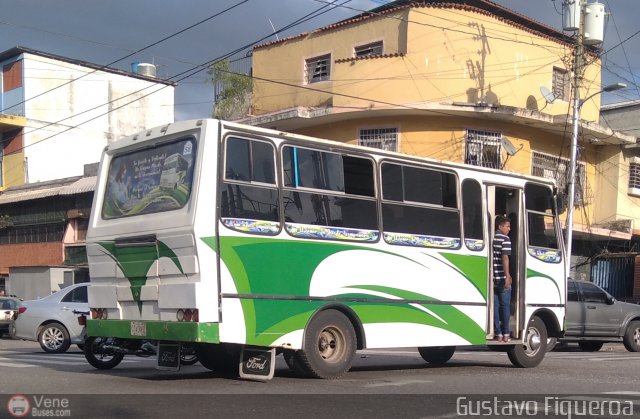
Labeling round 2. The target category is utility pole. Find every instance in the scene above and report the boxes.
[564,0,584,277]
[563,1,620,277]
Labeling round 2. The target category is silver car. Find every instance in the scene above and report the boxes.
[11,283,89,353]
[555,279,640,352]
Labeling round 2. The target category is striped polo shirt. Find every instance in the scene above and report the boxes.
[493,231,511,288]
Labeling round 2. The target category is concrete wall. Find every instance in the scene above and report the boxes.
[18,53,174,183]
[7,266,74,300]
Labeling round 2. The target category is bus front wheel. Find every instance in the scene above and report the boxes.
[418,346,456,364]
[295,309,356,379]
[507,315,547,368]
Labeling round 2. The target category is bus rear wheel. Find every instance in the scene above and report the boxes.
[295,309,356,379]
[194,343,241,376]
[507,315,547,368]
[418,346,456,364]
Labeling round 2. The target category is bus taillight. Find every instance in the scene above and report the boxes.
[176,309,198,322]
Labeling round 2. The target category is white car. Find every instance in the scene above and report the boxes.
[11,283,89,353]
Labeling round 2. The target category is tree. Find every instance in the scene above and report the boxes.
[208,59,252,120]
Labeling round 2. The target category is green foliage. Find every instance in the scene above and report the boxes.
[208,60,252,120]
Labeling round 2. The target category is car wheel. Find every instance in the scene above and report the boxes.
[38,322,71,353]
[418,346,456,364]
[507,315,547,368]
[578,341,604,352]
[623,320,640,352]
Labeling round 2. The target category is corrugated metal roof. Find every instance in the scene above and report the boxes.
[0,186,66,204]
[60,176,96,195]
[0,176,96,204]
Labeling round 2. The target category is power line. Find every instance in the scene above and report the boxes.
[1,0,250,114]
[0,0,353,166]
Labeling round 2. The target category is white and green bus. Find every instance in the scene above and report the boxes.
[86,118,566,378]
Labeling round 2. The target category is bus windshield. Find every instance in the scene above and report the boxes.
[102,137,196,219]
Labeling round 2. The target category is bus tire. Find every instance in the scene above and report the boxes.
[194,343,241,376]
[283,350,307,376]
[623,320,640,352]
[418,346,456,364]
[507,315,547,368]
[84,337,124,369]
[295,309,356,379]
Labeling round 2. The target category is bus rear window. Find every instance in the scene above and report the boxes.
[102,137,196,219]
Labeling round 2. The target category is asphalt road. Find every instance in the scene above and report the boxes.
[1,337,639,418]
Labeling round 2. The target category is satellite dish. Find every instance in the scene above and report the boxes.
[501,137,519,156]
[540,86,556,104]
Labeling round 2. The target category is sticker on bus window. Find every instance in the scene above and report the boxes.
[102,138,196,219]
[285,223,379,242]
[528,248,561,263]
[465,239,484,251]
[222,218,280,235]
[383,232,461,249]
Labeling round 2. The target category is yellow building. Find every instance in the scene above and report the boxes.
[0,114,27,192]
[246,0,635,272]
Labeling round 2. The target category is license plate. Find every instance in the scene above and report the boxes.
[130,321,147,337]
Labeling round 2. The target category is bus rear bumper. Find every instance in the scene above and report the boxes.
[86,319,220,343]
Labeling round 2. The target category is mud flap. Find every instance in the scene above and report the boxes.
[239,346,275,381]
[157,342,181,371]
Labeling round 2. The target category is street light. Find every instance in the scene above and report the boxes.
[564,82,626,275]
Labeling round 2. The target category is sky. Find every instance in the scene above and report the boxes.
[0,0,638,121]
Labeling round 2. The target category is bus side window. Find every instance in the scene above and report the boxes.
[381,162,461,247]
[221,137,279,234]
[282,146,378,241]
[525,183,559,250]
[462,179,483,250]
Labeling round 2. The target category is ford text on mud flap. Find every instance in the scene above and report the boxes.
[157,342,181,371]
[240,347,275,381]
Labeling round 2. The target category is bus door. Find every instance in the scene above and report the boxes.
[486,185,524,340]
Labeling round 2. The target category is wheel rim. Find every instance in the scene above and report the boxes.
[317,326,345,363]
[523,326,542,357]
[634,327,640,345]
[42,327,64,350]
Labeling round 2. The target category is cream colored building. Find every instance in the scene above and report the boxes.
[246,0,635,260]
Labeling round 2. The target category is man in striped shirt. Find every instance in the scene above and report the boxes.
[493,215,512,342]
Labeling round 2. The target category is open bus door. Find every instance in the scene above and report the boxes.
[486,185,524,341]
